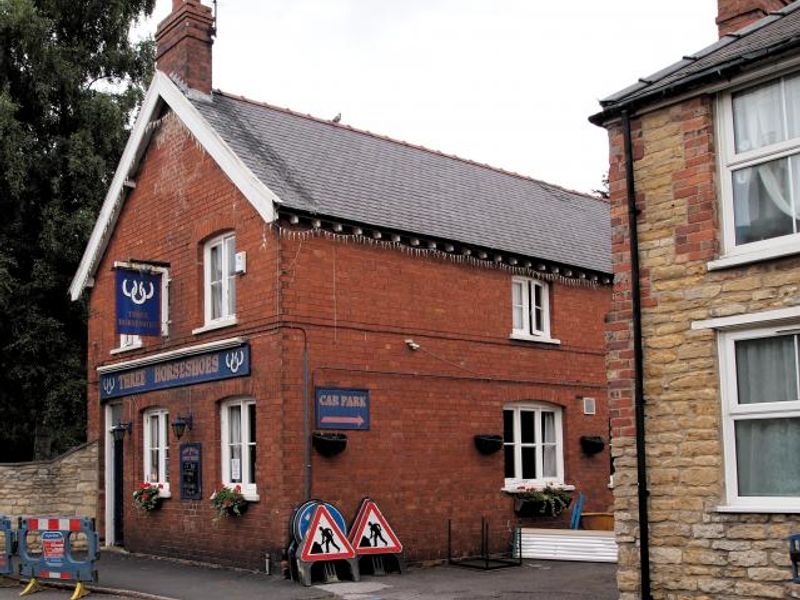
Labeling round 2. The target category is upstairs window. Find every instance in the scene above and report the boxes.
[204,233,236,326]
[143,408,169,493]
[503,403,564,487]
[719,72,800,260]
[511,277,551,340]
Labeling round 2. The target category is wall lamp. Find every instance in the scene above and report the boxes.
[171,414,193,440]
[110,422,132,443]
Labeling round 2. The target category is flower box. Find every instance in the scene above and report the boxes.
[312,432,348,457]
[473,434,503,455]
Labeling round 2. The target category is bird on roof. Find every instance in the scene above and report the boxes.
[332,113,341,123]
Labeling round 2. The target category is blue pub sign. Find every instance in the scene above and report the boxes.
[100,343,250,400]
[315,387,370,430]
[115,268,161,336]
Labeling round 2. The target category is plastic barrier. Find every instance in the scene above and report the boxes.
[0,516,14,586]
[17,516,98,599]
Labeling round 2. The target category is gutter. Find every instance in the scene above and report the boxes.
[591,35,800,126]
[621,110,653,600]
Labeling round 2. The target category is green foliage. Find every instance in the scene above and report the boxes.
[0,0,155,460]
[210,485,247,522]
[508,484,573,516]
[133,481,162,511]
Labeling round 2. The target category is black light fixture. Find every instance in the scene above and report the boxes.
[171,414,193,440]
[111,422,132,443]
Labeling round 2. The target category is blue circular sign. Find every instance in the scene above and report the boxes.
[295,502,347,543]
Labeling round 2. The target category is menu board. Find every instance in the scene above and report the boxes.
[180,443,202,500]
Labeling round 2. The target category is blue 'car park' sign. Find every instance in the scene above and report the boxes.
[116,268,161,336]
[315,388,370,430]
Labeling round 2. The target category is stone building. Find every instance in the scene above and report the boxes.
[592,0,800,598]
[68,0,612,568]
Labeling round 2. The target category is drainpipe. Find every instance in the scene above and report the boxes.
[622,109,653,600]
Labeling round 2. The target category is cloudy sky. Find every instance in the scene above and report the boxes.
[136,1,718,194]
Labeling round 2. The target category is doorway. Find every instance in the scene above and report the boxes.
[104,403,125,546]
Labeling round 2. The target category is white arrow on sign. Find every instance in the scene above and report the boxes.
[320,415,364,426]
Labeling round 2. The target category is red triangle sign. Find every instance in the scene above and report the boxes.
[349,501,403,555]
[299,505,355,562]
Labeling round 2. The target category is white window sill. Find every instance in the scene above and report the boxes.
[158,489,171,499]
[217,485,258,502]
[708,242,800,271]
[502,483,574,493]
[715,504,800,514]
[509,332,561,345]
[192,317,238,335]
[110,343,143,355]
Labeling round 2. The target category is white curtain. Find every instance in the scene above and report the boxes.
[542,412,557,478]
[733,78,800,228]
[736,417,800,496]
[735,335,800,496]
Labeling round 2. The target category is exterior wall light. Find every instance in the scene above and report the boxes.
[110,422,132,443]
[171,415,193,440]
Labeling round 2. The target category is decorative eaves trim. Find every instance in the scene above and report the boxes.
[68,71,280,301]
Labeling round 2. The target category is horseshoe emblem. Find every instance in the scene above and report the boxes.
[122,278,155,305]
[225,350,245,374]
[102,378,116,396]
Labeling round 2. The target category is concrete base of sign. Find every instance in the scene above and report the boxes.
[358,553,404,576]
[296,558,360,587]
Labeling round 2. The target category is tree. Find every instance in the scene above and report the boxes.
[0,0,155,460]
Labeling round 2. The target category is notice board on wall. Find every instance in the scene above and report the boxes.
[180,443,202,500]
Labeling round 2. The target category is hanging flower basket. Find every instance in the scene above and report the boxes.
[473,434,503,455]
[133,482,163,512]
[210,484,248,523]
[312,432,348,457]
[507,485,573,517]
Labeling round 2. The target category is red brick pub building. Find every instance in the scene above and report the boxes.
[71,0,613,568]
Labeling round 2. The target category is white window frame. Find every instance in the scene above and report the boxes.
[510,277,558,344]
[196,233,237,333]
[714,71,800,269]
[220,397,258,500]
[717,323,800,512]
[503,402,565,488]
[111,261,171,353]
[143,408,170,497]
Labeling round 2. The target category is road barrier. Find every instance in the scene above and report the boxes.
[17,516,98,599]
[0,516,14,586]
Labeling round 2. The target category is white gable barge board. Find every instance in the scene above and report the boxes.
[515,528,618,563]
[68,72,281,301]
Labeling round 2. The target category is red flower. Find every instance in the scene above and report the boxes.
[234,485,241,492]
[157,483,164,489]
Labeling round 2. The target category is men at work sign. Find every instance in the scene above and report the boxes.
[115,267,161,336]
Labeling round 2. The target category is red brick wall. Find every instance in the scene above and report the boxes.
[86,110,612,568]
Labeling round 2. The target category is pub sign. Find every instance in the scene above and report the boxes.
[115,268,161,336]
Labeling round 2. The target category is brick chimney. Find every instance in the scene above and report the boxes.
[155,0,215,94]
[717,0,792,37]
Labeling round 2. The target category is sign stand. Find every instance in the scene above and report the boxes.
[348,498,405,576]
[294,503,360,587]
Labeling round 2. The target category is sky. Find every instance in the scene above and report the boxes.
[134,1,718,195]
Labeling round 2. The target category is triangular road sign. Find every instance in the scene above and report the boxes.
[299,504,355,562]
[350,501,403,555]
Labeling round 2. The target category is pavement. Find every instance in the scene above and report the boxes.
[0,550,618,600]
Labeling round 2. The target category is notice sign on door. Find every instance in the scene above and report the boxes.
[315,388,370,430]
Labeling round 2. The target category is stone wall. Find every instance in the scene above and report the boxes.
[606,95,800,599]
[0,442,98,520]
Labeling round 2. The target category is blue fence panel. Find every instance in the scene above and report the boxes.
[0,516,13,576]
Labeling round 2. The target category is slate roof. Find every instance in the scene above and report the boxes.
[191,92,611,275]
[591,0,800,124]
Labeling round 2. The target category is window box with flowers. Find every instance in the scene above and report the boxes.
[506,484,573,517]
[210,484,248,523]
[133,482,164,512]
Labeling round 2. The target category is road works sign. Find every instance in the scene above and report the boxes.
[315,388,370,430]
[349,500,403,555]
[299,504,355,562]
